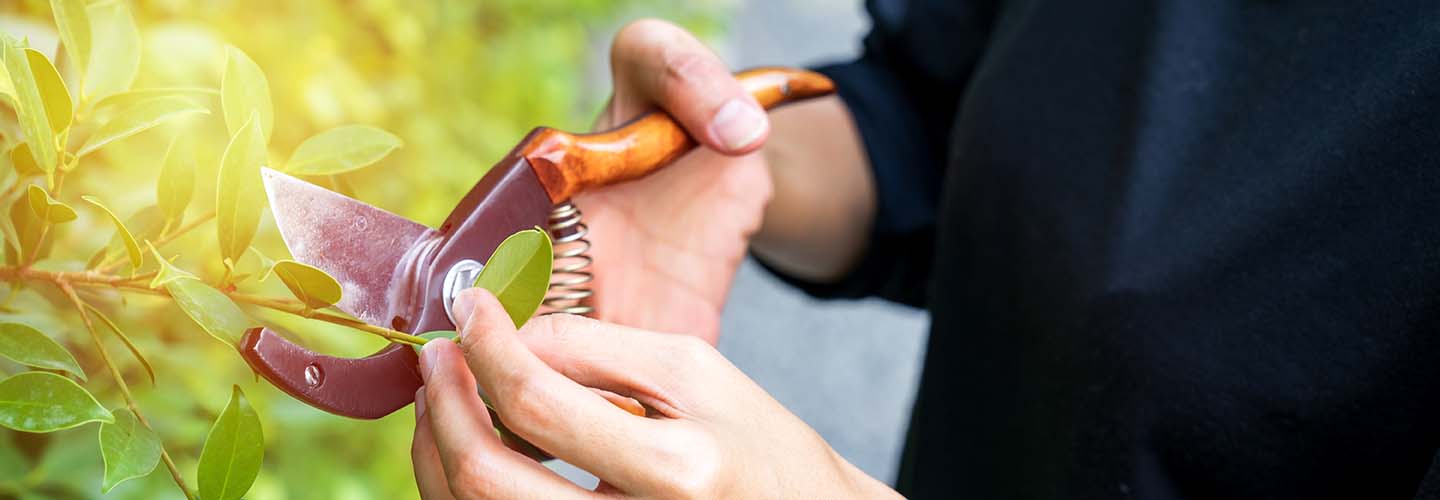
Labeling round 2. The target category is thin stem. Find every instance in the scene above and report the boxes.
[57,282,196,500]
[0,265,428,346]
[96,211,217,274]
[227,291,428,345]
[153,211,216,250]
[50,167,67,195]
[22,167,74,267]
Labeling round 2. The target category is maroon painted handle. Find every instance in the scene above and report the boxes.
[241,327,422,419]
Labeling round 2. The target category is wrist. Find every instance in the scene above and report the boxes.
[752,95,874,283]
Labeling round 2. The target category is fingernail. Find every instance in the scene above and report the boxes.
[709,98,767,151]
[419,340,443,382]
[452,289,479,328]
[414,388,427,422]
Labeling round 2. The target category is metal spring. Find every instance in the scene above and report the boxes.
[543,201,594,316]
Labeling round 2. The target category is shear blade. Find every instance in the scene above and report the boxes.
[262,168,436,328]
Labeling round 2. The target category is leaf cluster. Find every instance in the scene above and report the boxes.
[0,0,725,498]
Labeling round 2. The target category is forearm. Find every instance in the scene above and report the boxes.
[753,95,876,283]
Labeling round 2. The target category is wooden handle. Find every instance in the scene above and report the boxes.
[522,67,835,201]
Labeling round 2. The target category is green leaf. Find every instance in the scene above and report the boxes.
[26,184,77,224]
[49,0,91,75]
[8,195,49,264]
[269,260,342,309]
[10,142,41,177]
[83,304,155,386]
[284,125,403,175]
[472,228,553,328]
[197,386,263,500]
[26,48,72,134]
[156,137,195,226]
[98,408,160,493]
[0,322,85,380]
[248,247,276,282]
[0,372,112,432]
[83,1,139,102]
[165,278,252,348]
[146,242,196,288]
[0,54,13,105]
[411,330,458,353]
[221,47,273,144]
[76,96,209,157]
[81,196,141,272]
[3,39,56,176]
[216,113,266,263]
[89,205,164,269]
[92,87,217,112]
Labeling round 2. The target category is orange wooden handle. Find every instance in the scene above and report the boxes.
[521,67,835,201]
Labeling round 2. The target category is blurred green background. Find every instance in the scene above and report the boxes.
[0,1,729,498]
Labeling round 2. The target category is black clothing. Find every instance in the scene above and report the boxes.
[775,0,1440,497]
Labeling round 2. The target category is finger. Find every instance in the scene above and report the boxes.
[516,314,724,419]
[590,387,646,417]
[412,389,459,500]
[451,288,674,493]
[418,339,593,499]
[609,18,768,153]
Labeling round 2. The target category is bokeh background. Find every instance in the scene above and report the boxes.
[0,0,927,498]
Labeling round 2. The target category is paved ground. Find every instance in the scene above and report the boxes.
[552,0,929,487]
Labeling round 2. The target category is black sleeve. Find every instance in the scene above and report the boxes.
[756,0,999,307]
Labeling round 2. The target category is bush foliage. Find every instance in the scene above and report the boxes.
[0,1,725,498]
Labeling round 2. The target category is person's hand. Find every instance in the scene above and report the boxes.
[411,288,901,499]
[575,19,773,343]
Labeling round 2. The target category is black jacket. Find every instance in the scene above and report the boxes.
[770,0,1440,497]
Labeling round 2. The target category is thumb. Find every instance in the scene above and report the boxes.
[607,18,768,154]
[451,287,512,336]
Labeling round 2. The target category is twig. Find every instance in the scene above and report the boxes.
[0,265,428,346]
[56,281,196,500]
[96,211,217,274]
[227,291,429,346]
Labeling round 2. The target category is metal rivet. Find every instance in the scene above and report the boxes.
[303,363,324,387]
[442,259,485,325]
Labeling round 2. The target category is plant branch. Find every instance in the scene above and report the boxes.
[226,291,429,345]
[56,281,196,500]
[153,211,217,250]
[0,265,428,346]
[96,211,218,274]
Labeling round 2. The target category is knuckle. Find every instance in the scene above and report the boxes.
[667,334,717,369]
[655,50,726,112]
[655,429,726,498]
[523,313,585,338]
[521,313,599,352]
[517,314,562,342]
[659,49,709,90]
[497,375,555,430]
[446,451,495,496]
[457,324,484,352]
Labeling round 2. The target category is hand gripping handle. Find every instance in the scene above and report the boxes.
[521,67,835,201]
[240,67,835,420]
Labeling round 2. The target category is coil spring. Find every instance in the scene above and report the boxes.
[543,201,594,316]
